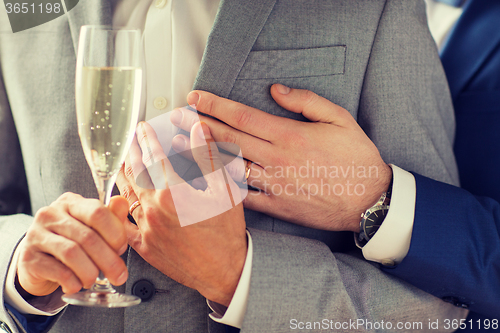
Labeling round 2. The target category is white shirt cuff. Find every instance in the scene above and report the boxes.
[207,230,252,329]
[4,238,67,316]
[362,164,416,266]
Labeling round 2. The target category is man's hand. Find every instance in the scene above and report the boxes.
[116,121,247,307]
[170,84,392,232]
[17,194,129,297]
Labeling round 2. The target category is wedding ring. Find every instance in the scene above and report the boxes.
[129,200,141,215]
[243,160,253,184]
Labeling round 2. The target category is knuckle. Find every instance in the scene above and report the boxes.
[34,206,53,223]
[234,107,252,128]
[58,192,73,202]
[125,165,135,179]
[59,267,75,283]
[121,185,135,201]
[221,130,237,145]
[202,97,215,116]
[57,192,81,205]
[142,151,154,165]
[137,129,148,146]
[89,205,108,224]
[302,89,318,106]
[60,242,80,261]
[79,229,99,248]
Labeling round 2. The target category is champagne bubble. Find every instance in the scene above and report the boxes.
[121,107,125,111]
[104,110,109,115]
[90,126,94,131]
[109,84,113,88]
[106,117,109,120]
[94,111,99,115]
[122,99,126,103]
[101,118,105,122]
[116,142,121,146]
[96,125,100,129]
[108,92,112,96]
[108,124,112,128]
[105,152,111,156]
[106,102,110,106]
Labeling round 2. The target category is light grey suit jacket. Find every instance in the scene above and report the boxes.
[0,0,467,332]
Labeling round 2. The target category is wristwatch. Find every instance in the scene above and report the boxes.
[355,181,392,248]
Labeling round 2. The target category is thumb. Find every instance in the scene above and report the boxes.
[109,195,129,223]
[270,83,356,127]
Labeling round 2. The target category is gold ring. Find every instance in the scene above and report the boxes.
[243,160,253,184]
[129,200,141,215]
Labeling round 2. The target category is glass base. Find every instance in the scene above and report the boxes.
[62,291,141,308]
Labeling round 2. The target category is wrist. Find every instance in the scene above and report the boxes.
[201,237,247,307]
[343,163,392,232]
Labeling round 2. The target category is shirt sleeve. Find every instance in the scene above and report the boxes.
[4,238,67,316]
[362,164,416,266]
[207,230,252,329]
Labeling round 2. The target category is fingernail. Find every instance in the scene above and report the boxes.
[198,121,211,140]
[170,109,183,125]
[117,270,128,285]
[172,135,187,151]
[275,84,291,95]
[187,92,200,106]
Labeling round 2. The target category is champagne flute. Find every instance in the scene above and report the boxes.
[61,25,142,307]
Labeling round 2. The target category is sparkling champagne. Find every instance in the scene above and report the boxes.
[76,67,142,179]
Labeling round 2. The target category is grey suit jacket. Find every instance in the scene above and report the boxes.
[0,0,467,332]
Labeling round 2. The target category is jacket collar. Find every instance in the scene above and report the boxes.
[192,0,276,97]
[67,0,277,98]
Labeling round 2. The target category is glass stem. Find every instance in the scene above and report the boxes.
[96,175,117,206]
[92,174,119,293]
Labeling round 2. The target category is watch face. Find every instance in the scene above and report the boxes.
[363,205,389,239]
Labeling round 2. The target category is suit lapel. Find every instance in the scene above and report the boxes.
[66,0,113,55]
[193,0,277,97]
[440,0,500,101]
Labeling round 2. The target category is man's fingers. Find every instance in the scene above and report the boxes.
[55,193,126,254]
[172,134,253,183]
[18,251,83,295]
[187,90,289,142]
[25,228,99,289]
[270,84,357,127]
[125,134,153,190]
[190,122,225,179]
[170,108,272,164]
[136,122,168,167]
[35,209,128,287]
[136,122,184,190]
[108,196,130,223]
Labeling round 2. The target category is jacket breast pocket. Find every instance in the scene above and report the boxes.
[237,45,346,80]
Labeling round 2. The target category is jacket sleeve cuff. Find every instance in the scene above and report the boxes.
[362,164,416,266]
